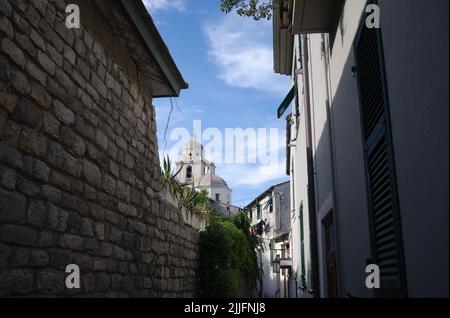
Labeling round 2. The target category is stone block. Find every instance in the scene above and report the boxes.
[47,141,66,168]
[0,82,17,114]
[0,165,16,190]
[19,128,48,158]
[94,223,105,241]
[64,45,76,65]
[31,81,52,109]
[30,250,49,266]
[38,50,56,75]
[0,224,36,246]
[0,15,13,39]
[26,61,46,85]
[1,38,25,68]
[100,242,113,257]
[36,270,65,294]
[0,269,34,295]
[41,184,62,203]
[81,217,94,237]
[0,188,26,223]
[0,0,12,17]
[82,159,101,187]
[27,199,47,228]
[11,70,31,95]
[63,234,84,251]
[54,99,75,125]
[15,97,42,128]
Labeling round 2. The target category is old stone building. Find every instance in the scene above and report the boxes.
[176,136,232,206]
[0,0,202,297]
[175,136,241,216]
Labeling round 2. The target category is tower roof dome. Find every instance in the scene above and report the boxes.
[181,135,204,161]
[198,175,229,189]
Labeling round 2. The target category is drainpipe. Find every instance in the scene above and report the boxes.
[301,35,320,298]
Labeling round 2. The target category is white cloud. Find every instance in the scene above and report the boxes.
[218,128,286,189]
[204,14,291,93]
[143,0,186,13]
[218,161,287,189]
[154,101,204,129]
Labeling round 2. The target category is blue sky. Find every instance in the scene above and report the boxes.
[144,0,291,207]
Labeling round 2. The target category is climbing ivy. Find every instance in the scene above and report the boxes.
[198,213,263,297]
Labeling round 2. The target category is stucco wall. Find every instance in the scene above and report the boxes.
[289,36,314,298]
[378,0,449,297]
[326,0,448,297]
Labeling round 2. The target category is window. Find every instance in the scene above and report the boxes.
[299,201,306,286]
[269,240,275,263]
[354,8,406,296]
[186,166,192,179]
[291,161,296,210]
[263,197,273,212]
[281,244,286,259]
[256,204,261,219]
[215,193,220,202]
[285,243,290,259]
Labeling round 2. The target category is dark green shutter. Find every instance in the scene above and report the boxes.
[354,7,407,296]
[277,86,295,118]
[299,201,306,286]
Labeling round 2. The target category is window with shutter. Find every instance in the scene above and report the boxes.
[270,239,275,263]
[354,3,407,297]
[257,204,261,220]
[299,201,306,287]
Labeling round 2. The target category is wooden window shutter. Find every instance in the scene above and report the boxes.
[354,3,407,297]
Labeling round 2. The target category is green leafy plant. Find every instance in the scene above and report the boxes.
[220,0,273,20]
[198,213,263,297]
[192,189,215,217]
[231,212,264,282]
[179,183,198,208]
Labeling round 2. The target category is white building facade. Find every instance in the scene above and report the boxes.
[245,181,292,298]
[273,0,448,298]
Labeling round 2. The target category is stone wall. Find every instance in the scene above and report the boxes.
[0,0,200,297]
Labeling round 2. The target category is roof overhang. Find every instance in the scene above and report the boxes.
[273,0,294,76]
[291,0,345,34]
[119,0,188,97]
[244,181,290,210]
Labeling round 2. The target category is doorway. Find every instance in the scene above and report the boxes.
[323,212,338,298]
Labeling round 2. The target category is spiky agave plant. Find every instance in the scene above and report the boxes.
[194,200,214,218]
[179,183,199,211]
[160,156,183,199]
[192,186,215,217]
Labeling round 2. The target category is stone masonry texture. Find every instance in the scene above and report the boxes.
[0,0,199,297]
